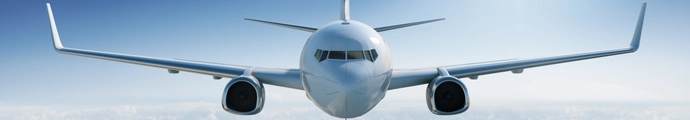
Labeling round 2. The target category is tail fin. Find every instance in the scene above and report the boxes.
[341,0,350,21]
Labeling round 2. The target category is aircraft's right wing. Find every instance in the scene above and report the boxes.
[388,3,647,90]
[46,3,303,90]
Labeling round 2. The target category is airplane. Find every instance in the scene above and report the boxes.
[46,1,647,118]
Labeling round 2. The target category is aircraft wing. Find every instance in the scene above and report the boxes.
[388,3,646,90]
[46,3,303,90]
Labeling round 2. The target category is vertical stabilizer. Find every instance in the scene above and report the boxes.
[341,0,350,21]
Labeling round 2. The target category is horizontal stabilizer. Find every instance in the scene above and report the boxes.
[374,18,445,32]
[244,18,318,32]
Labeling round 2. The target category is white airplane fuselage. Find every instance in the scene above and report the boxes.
[300,20,393,118]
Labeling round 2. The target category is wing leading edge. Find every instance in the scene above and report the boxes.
[388,3,647,90]
[46,3,303,90]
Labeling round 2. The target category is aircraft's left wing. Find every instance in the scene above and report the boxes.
[46,3,303,90]
[388,3,646,90]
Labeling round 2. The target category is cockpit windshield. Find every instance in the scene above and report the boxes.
[328,51,346,59]
[347,51,365,59]
[314,49,378,62]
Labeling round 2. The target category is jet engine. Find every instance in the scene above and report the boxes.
[426,76,470,115]
[222,75,265,115]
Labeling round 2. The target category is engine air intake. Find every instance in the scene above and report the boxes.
[426,76,470,115]
[226,82,257,112]
[434,82,466,112]
[222,76,265,115]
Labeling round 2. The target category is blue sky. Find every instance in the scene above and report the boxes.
[1,0,690,119]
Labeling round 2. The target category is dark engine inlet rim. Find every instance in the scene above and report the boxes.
[226,81,258,112]
[434,81,466,112]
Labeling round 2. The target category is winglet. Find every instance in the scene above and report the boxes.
[340,0,350,21]
[46,3,64,50]
[629,3,646,51]
[244,18,318,32]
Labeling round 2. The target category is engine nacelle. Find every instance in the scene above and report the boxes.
[222,75,265,115]
[426,76,470,115]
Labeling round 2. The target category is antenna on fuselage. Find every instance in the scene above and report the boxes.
[340,0,350,21]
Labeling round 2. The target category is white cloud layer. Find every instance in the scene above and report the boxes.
[1,101,689,120]
[0,102,218,120]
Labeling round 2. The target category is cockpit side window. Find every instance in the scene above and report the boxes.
[364,51,373,62]
[347,51,365,59]
[319,50,329,62]
[314,49,323,61]
[328,51,346,59]
[370,49,378,61]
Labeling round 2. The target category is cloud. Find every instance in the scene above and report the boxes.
[0,101,333,120]
[0,102,219,120]
[1,101,689,120]
[362,101,690,120]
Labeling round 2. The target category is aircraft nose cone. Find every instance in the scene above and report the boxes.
[346,63,370,95]
[303,61,384,118]
[322,62,370,92]
[313,62,372,118]
[333,63,371,118]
